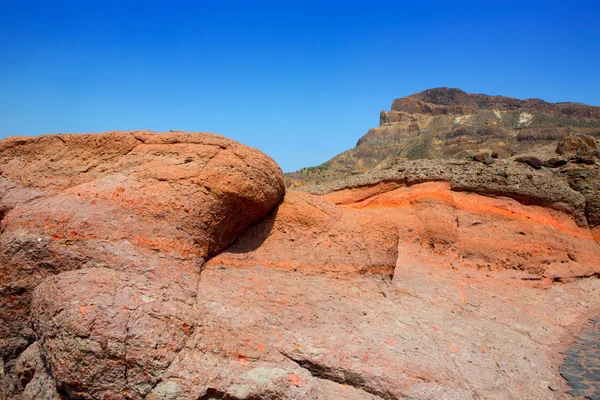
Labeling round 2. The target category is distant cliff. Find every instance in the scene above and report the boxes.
[286,88,600,187]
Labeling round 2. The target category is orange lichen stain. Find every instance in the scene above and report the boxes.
[256,343,265,351]
[78,305,87,315]
[236,355,247,365]
[459,293,468,303]
[289,374,302,386]
[448,344,459,353]
[386,337,398,346]
[431,325,440,332]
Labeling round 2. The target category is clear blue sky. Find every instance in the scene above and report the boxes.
[1,1,599,172]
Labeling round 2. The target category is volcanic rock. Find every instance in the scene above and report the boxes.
[556,132,600,161]
[515,156,544,169]
[2,114,600,399]
[210,190,399,276]
[0,131,284,398]
[472,150,494,165]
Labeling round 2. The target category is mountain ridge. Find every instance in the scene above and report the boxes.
[286,87,600,187]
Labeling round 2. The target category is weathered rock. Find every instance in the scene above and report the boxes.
[215,174,600,283]
[563,165,600,244]
[515,156,544,169]
[556,132,600,160]
[145,262,600,400]
[0,131,285,395]
[210,191,399,276]
[301,159,590,227]
[31,268,197,399]
[0,131,284,259]
[545,157,568,168]
[472,150,494,165]
[12,343,59,400]
[2,126,600,400]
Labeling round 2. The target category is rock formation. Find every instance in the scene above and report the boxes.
[0,131,285,398]
[1,94,600,399]
[286,88,600,187]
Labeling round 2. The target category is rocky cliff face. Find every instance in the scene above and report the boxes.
[286,88,600,186]
[1,126,600,399]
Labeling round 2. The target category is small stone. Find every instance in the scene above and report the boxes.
[515,156,544,169]
[548,385,559,392]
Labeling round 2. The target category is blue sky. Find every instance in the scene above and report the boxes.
[1,1,599,172]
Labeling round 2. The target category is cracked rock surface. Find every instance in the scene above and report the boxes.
[1,131,600,399]
[0,131,284,398]
[559,317,600,399]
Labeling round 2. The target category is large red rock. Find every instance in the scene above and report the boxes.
[0,131,285,393]
[31,268,197,399]
[0,131,284,259]
[3,130,600,400]
[325,181,600,280]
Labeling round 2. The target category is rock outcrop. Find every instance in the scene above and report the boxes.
[0,131,285,398]
[219,161,600,281]
[1,124,600,399]
[286,88,600,187]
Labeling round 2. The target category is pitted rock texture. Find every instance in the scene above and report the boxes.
[557,133,600,161]
[0,131,285,398]
[31,268,198,399]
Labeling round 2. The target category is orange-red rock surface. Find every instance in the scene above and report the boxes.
[213,181,600,282]
[2,131,600,400]
[0,131,285,398]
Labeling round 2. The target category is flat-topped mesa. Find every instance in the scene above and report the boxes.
[386,87,600,120]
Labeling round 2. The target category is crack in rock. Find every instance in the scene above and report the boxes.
[280,351,396,400]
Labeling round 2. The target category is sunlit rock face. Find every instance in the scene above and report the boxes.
[2,127,600,400]
[0,131,285,398]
